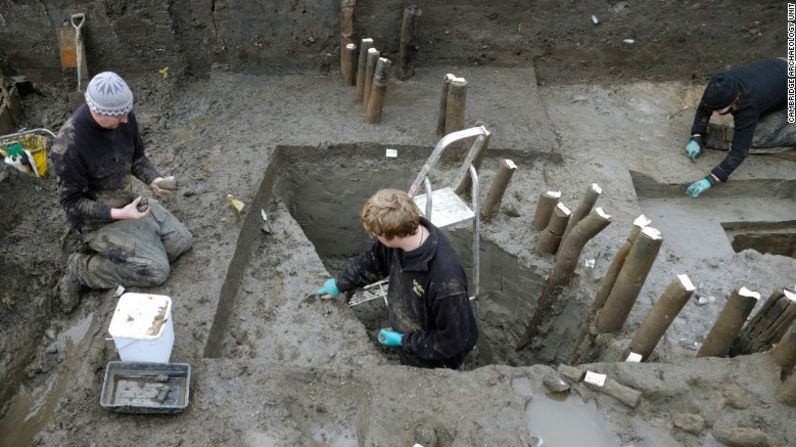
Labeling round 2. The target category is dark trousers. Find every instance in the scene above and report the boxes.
[71,200,192,289]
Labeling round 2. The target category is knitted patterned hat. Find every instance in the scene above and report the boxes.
[84,72,133,116]
[701,74,738,110]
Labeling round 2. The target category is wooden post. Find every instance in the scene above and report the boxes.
[435,73,456,138]
[561,183,602,246]
[356,38,374,103]
[592,215,651,312]
[624,274,696,361]
[582,372,642,408]
[480,159,517,222]
[697,287,760,358]
[596,226,663,333]
[396,5,421,80]
[364,58,391,124]
[363,47,380,110]
[535,203,571,256]
[771,322,796,370]
[517,207,612,350]
[777,372,796,406]
[342,44,357,86]
[569,215,652,364]
[442,77,467,163]
[731,288,796,356]
[340,0,356,78]
[533,190,561,231]
[453,122,490,198]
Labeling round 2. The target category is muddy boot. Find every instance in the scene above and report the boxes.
[58,254,86,313]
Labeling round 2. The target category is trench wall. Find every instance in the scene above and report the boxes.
[0,0,783,82]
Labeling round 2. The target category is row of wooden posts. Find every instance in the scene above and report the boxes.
[519,183,796,405]
[339,3,520,221]
[339,1,421,124]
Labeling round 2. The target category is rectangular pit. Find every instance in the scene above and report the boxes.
[205,143,570,367]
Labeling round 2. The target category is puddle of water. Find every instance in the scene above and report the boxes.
[0,313,94,447]
[526,393,620,447]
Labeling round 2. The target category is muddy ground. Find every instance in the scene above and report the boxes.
[2,1,796,446]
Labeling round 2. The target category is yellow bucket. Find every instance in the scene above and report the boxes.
[2,134,49,178]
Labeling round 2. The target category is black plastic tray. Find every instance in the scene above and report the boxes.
[100,361,190,414]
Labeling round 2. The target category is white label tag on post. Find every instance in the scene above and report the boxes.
[625,352,643,362]
[584,371,606,387]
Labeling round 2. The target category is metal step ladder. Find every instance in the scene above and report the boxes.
[349,126,491,316]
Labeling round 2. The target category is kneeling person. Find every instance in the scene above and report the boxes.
[52,72,193,313]
[317,188,478,369]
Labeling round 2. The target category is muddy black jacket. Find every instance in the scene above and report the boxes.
[51,104,160,231]
[691,58,787,182]
[336,217,478,369]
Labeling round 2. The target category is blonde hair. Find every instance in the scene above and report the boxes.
[360,189,420,240]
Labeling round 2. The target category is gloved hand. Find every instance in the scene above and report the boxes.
[316,278,340,299]
[685,178,712,198]
[378,328,404,347]
[685,136,702,160]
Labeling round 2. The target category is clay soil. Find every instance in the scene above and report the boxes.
[2,2,796,447]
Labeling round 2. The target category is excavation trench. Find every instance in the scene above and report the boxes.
[631,171,796,260]
[210,143,578,367]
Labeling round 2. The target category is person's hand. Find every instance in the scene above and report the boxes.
[378,328,404,347]
[316,278,340,299]
[150,176,177,199]
[685,136,702,160]
[685,178,712,198]
[111,196,150,220]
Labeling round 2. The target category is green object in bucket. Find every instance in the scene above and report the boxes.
[4,141,24,157]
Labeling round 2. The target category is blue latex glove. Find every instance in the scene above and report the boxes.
[685,137,702,160]
[685,178,712,198]
[378,328,404,347]
[316,278,340,298]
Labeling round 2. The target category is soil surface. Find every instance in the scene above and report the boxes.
[2,2,796,446]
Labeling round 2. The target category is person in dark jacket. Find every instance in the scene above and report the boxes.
[684,58,795,197]
[51,72,192,313]
[316,188,478,369]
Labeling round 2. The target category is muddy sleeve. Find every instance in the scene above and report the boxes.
[690,102,712,136]
[53,145,112,222]
[129,115,161,185]
[401,282,473,361]
[710,110,757,182]
[335,241,392,292]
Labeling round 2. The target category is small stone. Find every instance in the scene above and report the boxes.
[543,372,570,393]
[46,344,58,354]
[45,328,57,340]
[414,423,438,447]
[723,384,750,409]
[623,38,635,44]
[712,427,773,447]
[672,412,704,434]
[591,15,599,25]
[584,259,596,268]
[530,436,544,447]
[696,295,716,306]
